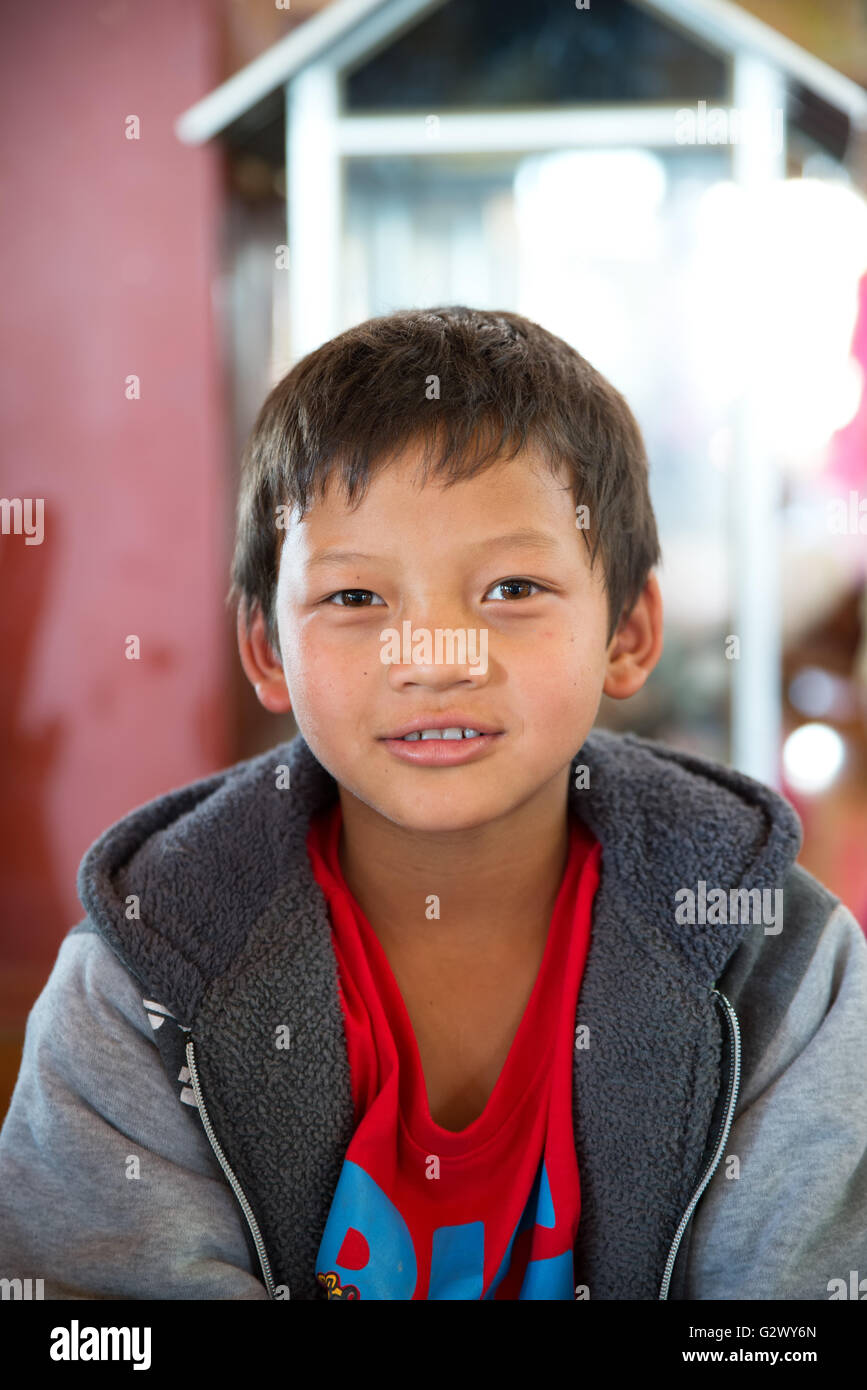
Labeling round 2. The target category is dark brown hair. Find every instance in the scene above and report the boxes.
[227,305,660,651]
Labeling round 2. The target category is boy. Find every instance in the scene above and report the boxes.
[1,305,866,1300]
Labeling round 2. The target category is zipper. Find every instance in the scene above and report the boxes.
[658,988,741,1300]
[185,1038,279,1300]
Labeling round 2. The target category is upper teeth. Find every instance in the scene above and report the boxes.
[401,727,481,741]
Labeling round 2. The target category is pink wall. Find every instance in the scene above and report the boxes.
[0,0,231,1041]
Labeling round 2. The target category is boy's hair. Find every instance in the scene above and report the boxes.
[227,305,661,652]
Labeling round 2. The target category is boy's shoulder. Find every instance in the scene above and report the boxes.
[73,731,332,1023]
[573,725,813,916]
[579,728,843,929]
[576,725,802,840]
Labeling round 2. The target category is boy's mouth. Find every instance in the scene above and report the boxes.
[379,715,502,740]
[397,727,480,741]
[378,722,503,765]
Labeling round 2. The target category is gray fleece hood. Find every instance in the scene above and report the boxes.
[74,727,805,1299]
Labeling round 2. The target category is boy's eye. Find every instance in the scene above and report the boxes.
[322,579,546,606]
[323,589,386,607]
[485,578,545,601]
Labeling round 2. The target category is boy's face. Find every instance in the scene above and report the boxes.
[241,436,662,835]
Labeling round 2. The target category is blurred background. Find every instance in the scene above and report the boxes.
[2,0,867,1116]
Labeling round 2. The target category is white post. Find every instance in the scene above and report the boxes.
[286,64,342,362]
[729,54,786,784]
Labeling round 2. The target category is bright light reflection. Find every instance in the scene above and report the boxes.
[686,178,867,460]
[783,721,846,794]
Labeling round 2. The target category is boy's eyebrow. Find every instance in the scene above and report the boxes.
[306,529,560,571]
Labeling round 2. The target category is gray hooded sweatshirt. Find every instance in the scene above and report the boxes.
[1,728,866,1301]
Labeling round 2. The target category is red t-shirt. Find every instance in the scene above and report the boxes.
[306,799,601,1299]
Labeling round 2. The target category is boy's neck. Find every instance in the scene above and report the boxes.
[334,768,574,955]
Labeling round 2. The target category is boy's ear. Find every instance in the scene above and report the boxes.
[602,572,664,700]
[236,601,292,714]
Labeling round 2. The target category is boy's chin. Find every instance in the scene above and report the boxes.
[358,778,561,835]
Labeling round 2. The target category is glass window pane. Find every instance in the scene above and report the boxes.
[343,0,729,111]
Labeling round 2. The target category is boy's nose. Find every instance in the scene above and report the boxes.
[379,618,490,684]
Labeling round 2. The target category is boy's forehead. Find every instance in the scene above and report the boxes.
[301,436,572,523]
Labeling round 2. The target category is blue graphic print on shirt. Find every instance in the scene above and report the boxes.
[315,1155,574,1300]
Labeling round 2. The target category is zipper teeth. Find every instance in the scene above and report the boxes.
[185,1039,278,1300]
[658,989,741,1300]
